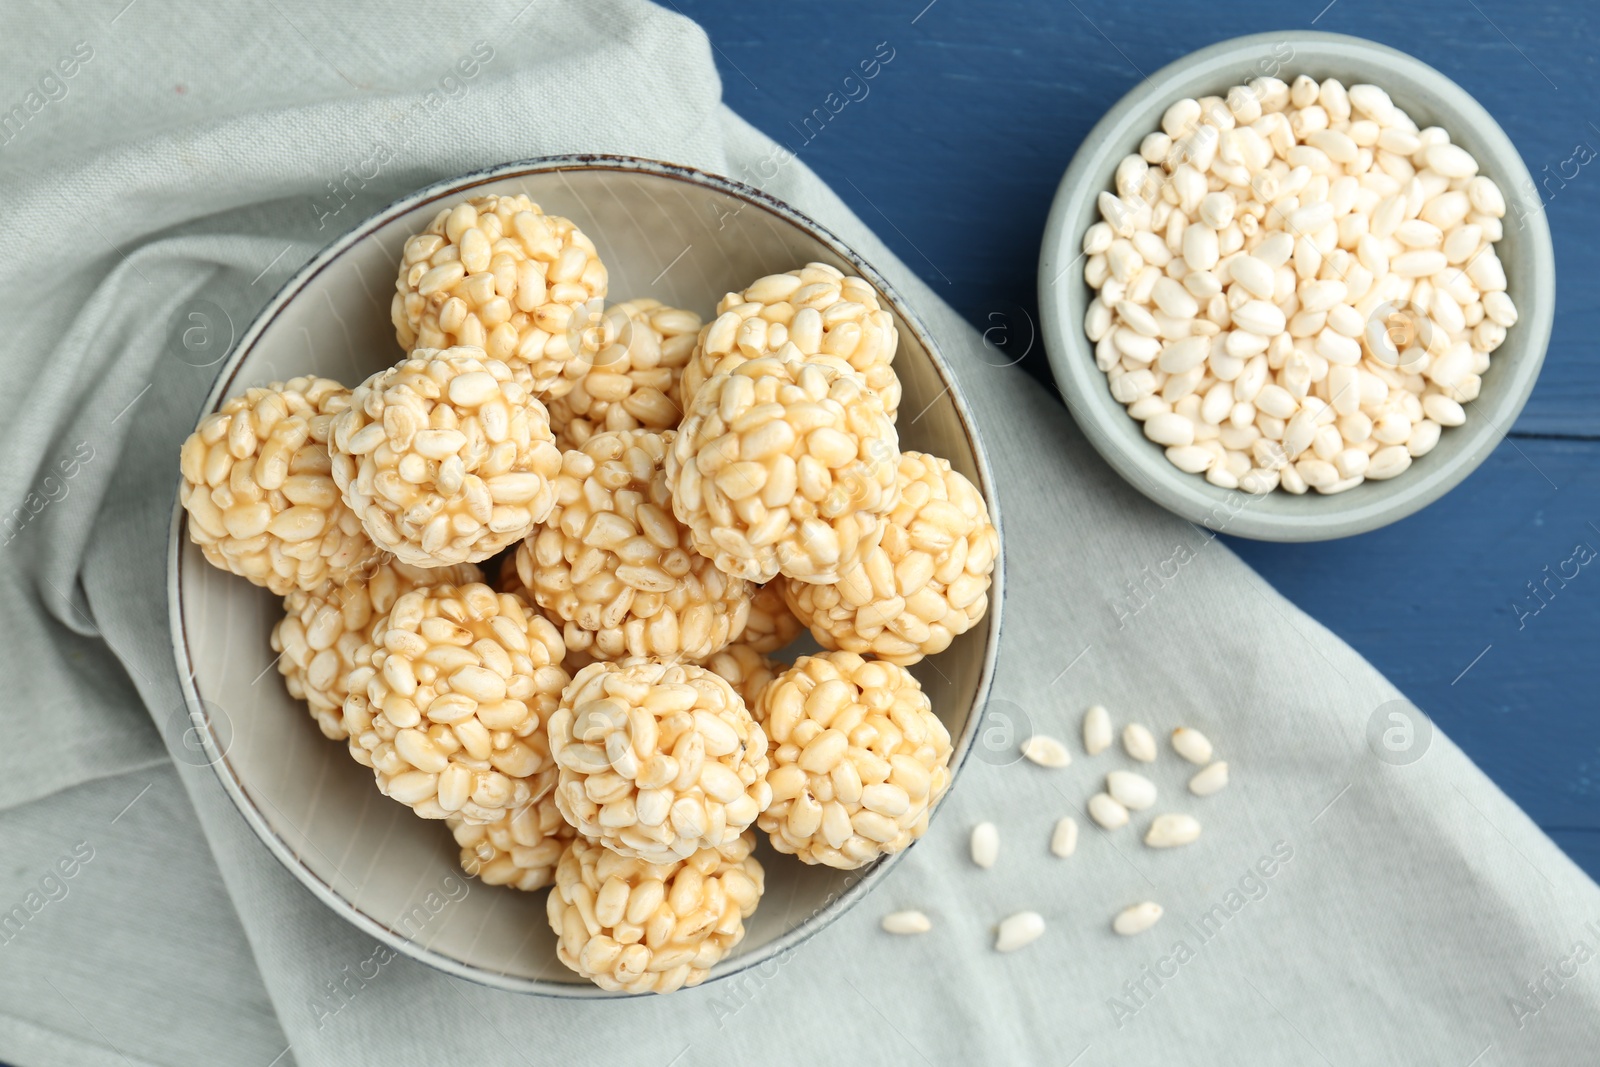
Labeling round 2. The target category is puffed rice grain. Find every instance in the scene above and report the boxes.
[1107,770,1157,811]
[1189,761,1230,796]
[882,910,932,935]
[1022,735,1072,768]
[1122,722,1158,763]
[1088,792,1130,830]
[970,821,999,868]
[1083,704,1113,755]
[1113,901,1163,935]
[1144,812,1201,848]
[1050,816,1079,858]
[995,911,1046,952]
[1171,726,1214,765]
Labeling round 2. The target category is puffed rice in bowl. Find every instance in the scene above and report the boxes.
[271,559,483,739]
[331,346,563,566]
[513,428,754,664]
[667,356,901,586]
[756,652,954,869]
[391,193,607,400]
[449,792,574,892]
[170,157,1001,996]
[343,580,569,824]
[678,263,901,418]
[178,376,383,595]
[547,659,771,864]
[1039,32,1553,541]
[545,298,701,450]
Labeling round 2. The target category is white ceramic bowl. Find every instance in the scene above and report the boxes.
[167,157,1002,996]
[1039,31,1555,541]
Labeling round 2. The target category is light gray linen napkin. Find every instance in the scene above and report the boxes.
[2,1,1596,1064]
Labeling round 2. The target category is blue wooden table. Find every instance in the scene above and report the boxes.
[677,0,1600,880]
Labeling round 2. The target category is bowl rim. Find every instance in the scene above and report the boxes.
[1038,29,1555,541]
[166,153,1005,997]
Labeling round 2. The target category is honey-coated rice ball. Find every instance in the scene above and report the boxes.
[756,651,952,868]
[783,451,997,665]
[514,430,753,663]
[179,376,381,595]
[548,660,771,864]
[666,357,900,586]
[344,581,570,824]
[449,792,573,892]
[331,347,562,567]
[702,642,784,711]
[497,562,603,675]
[491,551,525,594]
[271,560,482,739]
[548,831,764,994]
[392,194,607,399]
[739,582,803,654]
[546,299,701,451]
[679,263,900,417]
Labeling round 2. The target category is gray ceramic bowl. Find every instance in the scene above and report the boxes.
[167,157,1002,996]
[1039,31,1554,541]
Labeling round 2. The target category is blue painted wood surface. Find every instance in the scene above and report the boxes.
[676,0,1600,879]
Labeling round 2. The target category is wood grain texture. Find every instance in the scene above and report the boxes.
[677,0,1600,877]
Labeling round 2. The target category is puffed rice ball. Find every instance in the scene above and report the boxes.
[702,642,784,710]
[548,660,771,864]
[783,452,997,665]
[514,430,754,663]
[756,651,952,868]
[449,792,573,892]
[548,831,764,994]
[680,263,901,418]
[343,581,570,824]
[392,194,608,399]
[271,560,482,739]
[666,357,901,586]
[545,299,701,451]
[331,347,563,567]
[179,377,381,595]
[491,550,527,595]
[740,581,803,654]
[499,557,602,676]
